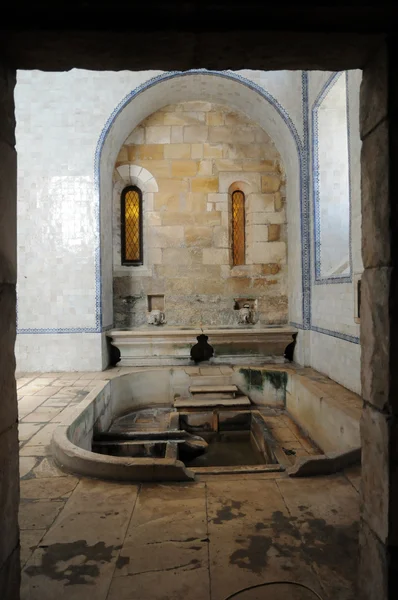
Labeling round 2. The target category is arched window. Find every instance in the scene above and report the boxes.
[121,186,143,265]
[232,190,246,266]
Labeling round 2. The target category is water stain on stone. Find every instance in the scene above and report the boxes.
[25,540,119,586]
[116,555,130,569]
[271,510,301,540]
[228,509,359,591]
[230,535,272,573]
[212,500,245,524]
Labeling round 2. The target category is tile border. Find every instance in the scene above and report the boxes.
[17,69,357,345]
[312,71,353,285]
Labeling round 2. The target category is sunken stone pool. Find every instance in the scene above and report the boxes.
[51,366,362,482]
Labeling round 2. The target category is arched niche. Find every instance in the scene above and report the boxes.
[95,70,303,329]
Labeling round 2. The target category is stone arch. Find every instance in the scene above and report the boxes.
[95,70,303,330]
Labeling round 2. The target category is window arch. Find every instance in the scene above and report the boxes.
[121,186,143,265]
[232,190,246,266]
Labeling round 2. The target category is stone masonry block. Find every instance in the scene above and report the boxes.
[261,174,281,193]
[171,160,198,178]
[249,241,286,265]
[0,284,17,433]
[242,159,277,172]
[360,44,388,139]
[193,212,222,227]
[116,146,128,163]
[202,248,229,265]
[197,160,213,176]
[156,179,189,194]
[274,192,284,211]
[191,144,203,159]
[146,126,171,144]
[248,224,268,244]
[248,211,285,226]
[0,66,16,147]
[0,143,16,284]
[268,224,281,241]
[183,126,208,143]
[142,112,165,126]
[361,120,390,268]
[161,212,193,227]
[214,159,242,172]
[171,126,183,143]
[219,172,261,193]
[213,226,229,248]
[150,225,184,248]
[164,112,205,126]
[138,160,170,178]
[124,128,144,144]
[0,546,20,600]
[164,144,191,159]
[361,267,390,411]
[0,425,19,567]
[186,193,208,213]
[206,112,224,126]
[191,177,218,193]
[247,193,275,213]
[154,192,182,212]
[162,248,202,266]
[209,126,255,144]
[360,403,389,543]
[203,144,223,158]
[358,519,388,600]
[184,226,213,247]
[138,145,164,160]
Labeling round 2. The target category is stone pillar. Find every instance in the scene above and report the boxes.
[359,40,398,599]
[0,64,19,598]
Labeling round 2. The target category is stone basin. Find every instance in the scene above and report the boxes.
[107,326,297,367]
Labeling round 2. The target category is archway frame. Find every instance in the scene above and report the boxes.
[94,69,309,334]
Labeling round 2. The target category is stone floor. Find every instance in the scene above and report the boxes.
[17,369,361,600]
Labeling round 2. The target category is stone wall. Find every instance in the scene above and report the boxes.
[0,64,19,598]
[112,101,287,328]
[14,69,302,371]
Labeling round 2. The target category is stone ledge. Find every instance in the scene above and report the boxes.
[287,447,361,477]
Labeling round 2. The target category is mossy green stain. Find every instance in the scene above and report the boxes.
[238,368,287,392]
[264,371,287,391]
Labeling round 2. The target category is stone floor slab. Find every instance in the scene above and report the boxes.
[19,456,37,478]
[19,500,65,530]
[19,444,51,456]
[20,529,46,568]
[20,477,79,500]
[33,457,68,478]
[25,423,59,446]
[18,423,44,442]
[276,477,359,600]
[21,479,139,600]
[22,406,64,423]
[107,566,211,600]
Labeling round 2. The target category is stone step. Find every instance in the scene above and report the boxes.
[174,396,251,409]
[189,384,238,394]
[189,392,236,400]
[189,376,233,386]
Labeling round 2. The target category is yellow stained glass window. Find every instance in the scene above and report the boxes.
[121,187,142,264]
[232,190,245,266]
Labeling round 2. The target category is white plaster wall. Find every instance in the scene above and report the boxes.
[15,333,105,372]
[15,69,303,372]
[308,70,363,394]
[317,74,350,276]
[309,331,361,393]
